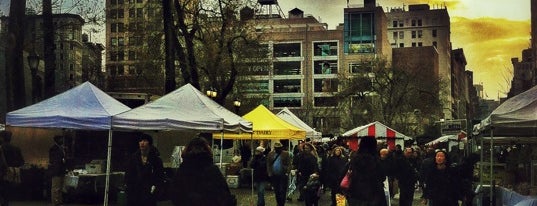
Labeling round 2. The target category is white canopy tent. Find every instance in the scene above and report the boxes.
[276,107,321,140]
[6,81,131,206]
[473,84,537,204]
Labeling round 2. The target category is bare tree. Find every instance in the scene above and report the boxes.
[4,0,27,114]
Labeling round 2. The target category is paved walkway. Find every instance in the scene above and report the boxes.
[10,187,424,206]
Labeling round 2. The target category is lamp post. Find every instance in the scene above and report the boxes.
[27,51,41,103]
[233,98,241,114]
[206,88,217,99]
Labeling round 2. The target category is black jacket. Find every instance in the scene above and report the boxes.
[48,143,66,177]
[125,146,164,206]
[170,153,236,206]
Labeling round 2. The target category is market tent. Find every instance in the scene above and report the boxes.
[7,81,131,129]
[112,83,252,133]
[6,81,131,206]
[215,104,306,140]
[342,121,412,150]
[276,107,321,140]
[474,84,537,137]
[473,84,537,204]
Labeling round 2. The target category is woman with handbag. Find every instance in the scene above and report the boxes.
[325,146,348,206]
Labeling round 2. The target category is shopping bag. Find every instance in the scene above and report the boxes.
[339,170,351,190]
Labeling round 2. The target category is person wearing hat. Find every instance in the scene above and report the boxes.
[125,133,164,206]
[267,141,291,206]
[249,146,269,206]
[48,135,67,206]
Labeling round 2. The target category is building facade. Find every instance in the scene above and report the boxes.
[105,0,164,95]
[386,4,453,119]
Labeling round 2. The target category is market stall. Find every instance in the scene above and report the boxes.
[473,84,537,203]
[276,107,321,141]
[6,81,131,205]
[342,121,412,151]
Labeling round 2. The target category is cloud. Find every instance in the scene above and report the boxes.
[451,17,530,96]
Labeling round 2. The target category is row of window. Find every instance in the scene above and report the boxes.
[110,22,160,33]
[109,8,159,19]
[110,37,143,47]
[108,64,142,76]
[392,29,437,40]
[392,19,423,28]
[110,0,144,5]
[272,42,339,58]
[391,41,437,48]
[109,50,137,61]
[242,78,339,94]
[272,96,338,108]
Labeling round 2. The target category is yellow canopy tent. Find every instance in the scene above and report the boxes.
[214,104,306,140]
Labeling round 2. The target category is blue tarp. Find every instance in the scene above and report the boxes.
[6,81,131,130]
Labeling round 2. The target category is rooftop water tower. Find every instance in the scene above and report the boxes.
[256,0,285,18]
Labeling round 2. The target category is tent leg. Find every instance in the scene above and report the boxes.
[103,129,112,206]
[490,130,494,206]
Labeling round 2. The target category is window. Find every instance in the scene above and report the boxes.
[117,0,124,4]
[60,53,64,60]
[137,8,143,18]
[274,97,301,108]
[418,30,423,38]
[128,65,136,74]
[314,97,338,107]
[118,51,124,61]
[240,80,269,93]
[111,23,117,32]
[274,61,301,75]
[417,19,422,26]
[110,52,117,61]
[273,43,301,57]
[399,31,404,39]
[411,31,416,38]
[118,65,124,75]
[118,37,124,46]
[411,19,416,26]
[412,42,416,47]
[110,9,117,19]
[137,0,142,3]
[109,65,117,76]
[314,79,338,92]
[432,29,437,37]
[274,79,301,93]
[399,21,403,27]
[129,51,136,60]
[129,9,135,18]
[69,64,74,71]
[313,42,337,56]
[392,21,397,27]
[349,61,372,73]
[111,38,118,47]
[344,12,375,53]
[418,42,423,47]
[117,23,124,32]
[117,9,124,18]
[314,60,337,74]
[399,43,404,48]
[392,32,397,40]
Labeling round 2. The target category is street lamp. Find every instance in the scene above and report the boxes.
[27,51,41,102]
[233,98,241,114]
[206,88,217,99]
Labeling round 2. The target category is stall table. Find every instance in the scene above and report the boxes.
[64,172,125,203]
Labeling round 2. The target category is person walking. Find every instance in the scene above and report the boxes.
[395,147,419,206]
[296,143,318,202]
[48,135,67,206]
[169,136,236,206]
[421,150,460,206]
[250,146,269,206]
[125,133,165,206]
[346,137,387,206]
[324,146,348,206]
[267,141,291,206]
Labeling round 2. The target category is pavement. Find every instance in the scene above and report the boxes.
[10,186,424,206]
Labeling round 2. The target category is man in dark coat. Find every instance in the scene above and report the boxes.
[395,147,419,206]
[125,133,165,206]
[49,135,67,206]
[0,130,24,206]
[170,136,236,206]
[267,141,291,206]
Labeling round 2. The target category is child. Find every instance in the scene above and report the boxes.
[303,173,322,206]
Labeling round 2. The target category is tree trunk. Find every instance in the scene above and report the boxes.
[43,0,56,98]
[162,0,176,93]
[5,0,27,113]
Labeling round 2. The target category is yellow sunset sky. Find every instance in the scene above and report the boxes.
[280,0,532,100]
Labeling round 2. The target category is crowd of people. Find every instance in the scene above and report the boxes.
[0,130,480,206]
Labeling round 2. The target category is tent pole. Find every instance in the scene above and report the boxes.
[479,136,483,186]
[220,120,224,168]
[251,133,254,205]
[490,129,494,206]
[103,129,112,206]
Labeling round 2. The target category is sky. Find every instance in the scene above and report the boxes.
[278,0,532,99]
[0,0,531,100]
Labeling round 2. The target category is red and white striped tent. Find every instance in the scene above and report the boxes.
[342,121,412,151]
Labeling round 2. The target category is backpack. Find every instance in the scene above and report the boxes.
[272,154,283,175]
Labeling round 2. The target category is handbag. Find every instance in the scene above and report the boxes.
[339,170,351,190]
